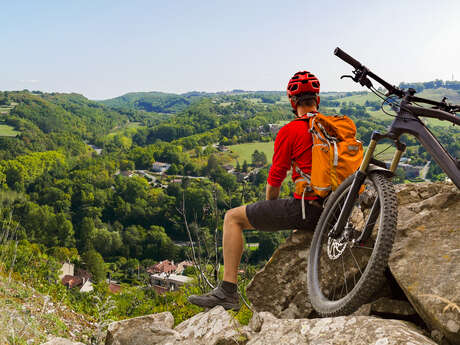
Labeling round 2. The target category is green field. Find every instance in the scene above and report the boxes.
[229,141,275,165]
[0,124,20,137]
[418,88,460,104]
[369,143,397,161]
[335,92,381,105]
[107,121,146,137]
[229,140,398,165]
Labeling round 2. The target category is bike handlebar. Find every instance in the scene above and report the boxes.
[334,47,460,121]
[334,47,364,70]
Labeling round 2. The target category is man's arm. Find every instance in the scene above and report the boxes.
[266,184,281,200]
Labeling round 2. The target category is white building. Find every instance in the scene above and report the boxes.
[79,280,94,293]
[58,262,74,280]
[152,162,171,173]
[151,272,193,292]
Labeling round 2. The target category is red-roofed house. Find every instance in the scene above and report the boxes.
[147,260,177,275]
[175,261,194,275]
[108,282,122,294]
[61,275,83,289]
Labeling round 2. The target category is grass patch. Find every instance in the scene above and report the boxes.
[0,124,20,137]
[370,143,397,161]
[367,108,455,127]
[229,141,397,165]
[126,122,143,128]
[229,141,275,165]
[107,122,146,138]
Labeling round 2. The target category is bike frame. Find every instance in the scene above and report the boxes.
[329,102,460,239]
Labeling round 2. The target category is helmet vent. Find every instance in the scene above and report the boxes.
[312,81,319,88]
[289,84,298,91]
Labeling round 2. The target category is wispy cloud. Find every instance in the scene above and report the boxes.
[19,79,40,83]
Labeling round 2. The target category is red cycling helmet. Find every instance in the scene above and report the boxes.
[287,71,320,111]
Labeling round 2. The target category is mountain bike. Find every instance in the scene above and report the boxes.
[307,47,460,316]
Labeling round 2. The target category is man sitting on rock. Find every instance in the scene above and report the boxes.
[188,71,324,310]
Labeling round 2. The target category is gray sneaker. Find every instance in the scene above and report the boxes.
[188,285,240,311]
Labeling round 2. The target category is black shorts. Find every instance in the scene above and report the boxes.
[246,198,323,232]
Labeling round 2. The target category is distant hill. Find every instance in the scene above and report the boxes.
[98,79,460,115]
[98,90,286,113]
[0,90,131,159]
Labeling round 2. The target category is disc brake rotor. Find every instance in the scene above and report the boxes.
[327,237,347,260]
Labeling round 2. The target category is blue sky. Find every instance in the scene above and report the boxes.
[1,0,459,99]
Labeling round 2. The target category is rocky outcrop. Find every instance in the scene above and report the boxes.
[246,229,314,319]
[106,306,250,345]
[390,182,460,345]
[248,311,436,345]
[105,312,176,345]
[246,181,460,344]
[106,306,437,345]
[42,338,85,345]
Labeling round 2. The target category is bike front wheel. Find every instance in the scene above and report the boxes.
[307,171,397,316]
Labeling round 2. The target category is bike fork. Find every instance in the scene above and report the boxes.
[328,131,406,239]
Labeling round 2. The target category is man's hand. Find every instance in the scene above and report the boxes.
[266,184,281,200]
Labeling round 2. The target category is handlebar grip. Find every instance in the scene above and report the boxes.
[334,47,363,70]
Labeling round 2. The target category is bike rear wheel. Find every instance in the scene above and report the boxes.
[307,171,397,316]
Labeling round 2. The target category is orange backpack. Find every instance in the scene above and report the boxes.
[294,113,363,213]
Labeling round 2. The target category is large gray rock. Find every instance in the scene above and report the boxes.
[106,307,250,345]
[172,306,250,344]
[390,182,460,345]
[43,338,86,345]
[247,312,437,345]
[246,229,314,318]
[106,308,436,345]
[105,312,177,345]
[371,297,416,317]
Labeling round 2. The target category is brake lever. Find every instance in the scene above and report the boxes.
[340,75,355,80]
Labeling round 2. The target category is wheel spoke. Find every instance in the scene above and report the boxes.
[341,254,348,295]
[354,245,374,250]
[348,246,363,276]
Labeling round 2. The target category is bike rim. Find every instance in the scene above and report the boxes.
[315,179,380,303]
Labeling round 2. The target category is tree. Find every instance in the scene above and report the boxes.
[119,159,135,171]
[82,249,106,283]
[168,163,179,175]
[78,217,96,251]
[242,160,248,173]
[207,154,218,173]
[251,150,267,167]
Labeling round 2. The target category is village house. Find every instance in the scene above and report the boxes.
[222,164,235,174]
[147,260,177,275]
[59,263,93,293]
[147,260,195,294]
[152,162,171,173]
[106,279,122,294]
[120,170,136,177]
[175,261,194,275]
[217,145,229,152]
[150,272,193,292]
[58,262,74,280]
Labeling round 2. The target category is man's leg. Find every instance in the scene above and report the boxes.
[187,205,254,310]
[222,205,255,284]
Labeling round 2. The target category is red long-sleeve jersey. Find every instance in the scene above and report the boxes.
[267,119,315,199]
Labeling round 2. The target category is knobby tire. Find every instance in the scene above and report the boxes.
[307,172,397,316]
